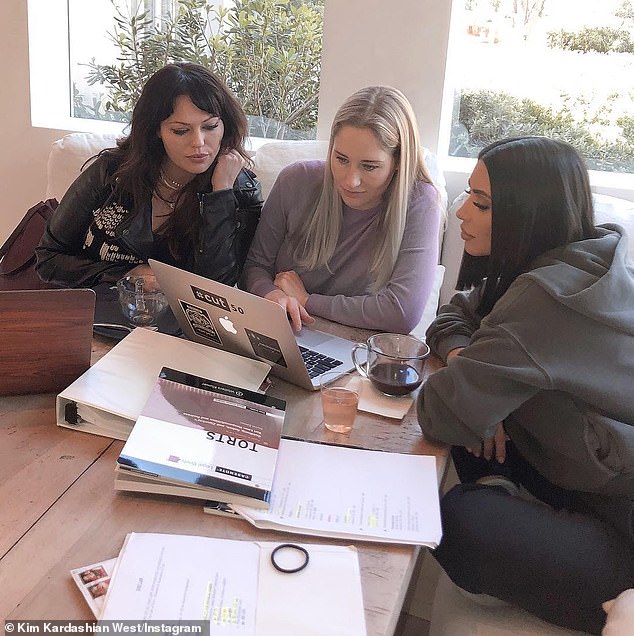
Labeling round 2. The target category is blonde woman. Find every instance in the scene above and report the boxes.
[241,86,441,332]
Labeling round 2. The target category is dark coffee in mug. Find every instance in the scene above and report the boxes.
[352,333,429,397]
[368,362,422,396]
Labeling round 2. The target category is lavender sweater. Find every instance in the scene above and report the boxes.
[241,161,441,333]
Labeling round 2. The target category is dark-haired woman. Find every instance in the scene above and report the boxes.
[36,62,262,288]
[417,137,634,634]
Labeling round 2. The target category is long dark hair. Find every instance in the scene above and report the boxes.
[456,136,596,316]
[103,62,249,256]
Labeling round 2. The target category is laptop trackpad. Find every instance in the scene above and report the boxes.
[295,328,332,348]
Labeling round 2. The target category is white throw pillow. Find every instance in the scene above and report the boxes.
[252,140,449,206]
[46,132,120,201]
[439,191,467,307]
[252,140,329,199]
[593,193,634,257]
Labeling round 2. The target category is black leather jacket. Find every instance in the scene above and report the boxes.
[35,154,263,288]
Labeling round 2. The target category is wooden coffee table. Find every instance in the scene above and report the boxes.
[0,321,447,635]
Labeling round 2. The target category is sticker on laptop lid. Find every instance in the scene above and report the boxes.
[178,300,223,345]
[245,328,287,367]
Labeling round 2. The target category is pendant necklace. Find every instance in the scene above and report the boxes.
[155,171,184,210]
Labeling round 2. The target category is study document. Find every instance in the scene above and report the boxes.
[228,437,443,547]
[115,367,285,508]
[93,532,367,636]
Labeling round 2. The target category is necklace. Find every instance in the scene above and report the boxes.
[154,191,176,210]
[159,172,184,191]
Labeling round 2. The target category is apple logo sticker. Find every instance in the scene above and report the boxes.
[219,315,238,334]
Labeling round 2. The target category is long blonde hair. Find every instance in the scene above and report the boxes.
[291,86,434,290]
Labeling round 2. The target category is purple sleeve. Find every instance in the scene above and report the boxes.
[240,165,296,297]
[305,183,442,333]
[241,161,324,296]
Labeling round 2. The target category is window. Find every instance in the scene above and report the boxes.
[446,0,634,173]
[27,0,634,197]
[67,0,323,140]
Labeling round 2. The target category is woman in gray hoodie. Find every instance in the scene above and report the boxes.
[418,136,634,634]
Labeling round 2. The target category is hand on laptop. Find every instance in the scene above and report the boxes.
[265,288,314,333]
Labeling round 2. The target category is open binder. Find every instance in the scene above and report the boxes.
[56,328,271,440]
[228,437,443,548]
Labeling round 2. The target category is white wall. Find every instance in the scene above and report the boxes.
[0,0,69,242]
[318,0,453,153]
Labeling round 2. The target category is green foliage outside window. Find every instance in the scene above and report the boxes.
[547,26,634,54]
[451,89,634,173]
[81,0,324,139]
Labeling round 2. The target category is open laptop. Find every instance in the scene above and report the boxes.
[0,288,95,396]
[149,260,355,390]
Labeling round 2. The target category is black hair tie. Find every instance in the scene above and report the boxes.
[270,543,309,574]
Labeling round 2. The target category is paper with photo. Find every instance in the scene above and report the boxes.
[80,533,366,635]
[70,558,116,618]
[100,533,258,631]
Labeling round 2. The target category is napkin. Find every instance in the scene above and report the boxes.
[341,374,414,420]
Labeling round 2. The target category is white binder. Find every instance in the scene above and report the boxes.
[56,328,271,440]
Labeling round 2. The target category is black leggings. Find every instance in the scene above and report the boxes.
[432,444,634,634]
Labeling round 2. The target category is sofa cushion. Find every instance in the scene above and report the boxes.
[410,264,445,340]
[253,140,329,199]
[439,191,467,306]
[593,192,634,255]
[46,132,120,201]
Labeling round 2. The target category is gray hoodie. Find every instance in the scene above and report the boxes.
[418,225,634,499]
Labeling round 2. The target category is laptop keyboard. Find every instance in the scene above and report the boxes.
[299,346,344,379]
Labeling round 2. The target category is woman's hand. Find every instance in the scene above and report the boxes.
[467,422,509,463]
[447,347,509,462]
[212,149,245,192]
[603,589,634,635]
[265,288,314,333]
[126,264,161,291]
[274,270,310,307]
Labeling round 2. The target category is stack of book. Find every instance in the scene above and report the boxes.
[114,366,442,546]
[115,366,286,509]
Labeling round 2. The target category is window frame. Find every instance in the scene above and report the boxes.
[27,0,634,199]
